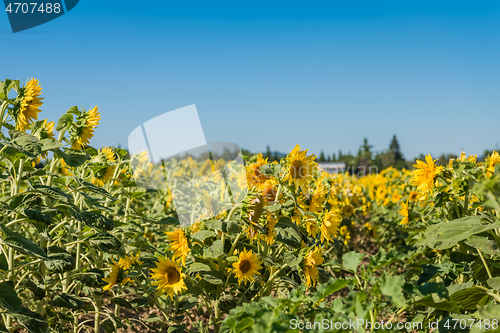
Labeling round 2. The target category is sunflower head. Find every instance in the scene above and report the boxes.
[284,144,317,190]
[486,151,500,177]
[411,155,443,194]
[70,106,101,150]
[15,78,43,132]
[164,228,190,266]
[103,260,130,291]
[232,248,263,285]
[398,201,410,227]
[151,256,187,298]
[320,208,342,243]
[246,153,270,187]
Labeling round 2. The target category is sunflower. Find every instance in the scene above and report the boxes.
[60,159,73,176]
[71,106,100,150]
[246,153,271,187]
[398,201,410,227]
[320,208,342,243]
[91,147,116,187]
[308,182,327,213]
[261,214,277,244]
[340,225,351,245]
[343,204,354,217]
[411,155,443,194]
[165,228,190,266]
[486,151,500,177]
[284,144,317,190]
[32,119,55,163]
[151,256,187,298]
[232,248,263,285]
[409,191,419,202]
[16,78,43,131]
[103,260,131,291]
[118,253,142,270]
[303,247,323,287]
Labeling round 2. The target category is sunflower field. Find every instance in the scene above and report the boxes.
[1,78,500,333]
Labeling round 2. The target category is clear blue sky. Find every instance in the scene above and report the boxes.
[1,1,499,160]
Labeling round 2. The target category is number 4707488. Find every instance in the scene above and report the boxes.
[443,319,498,330]
[5,3,61,14]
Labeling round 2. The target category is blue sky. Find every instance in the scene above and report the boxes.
[1,1,499,160]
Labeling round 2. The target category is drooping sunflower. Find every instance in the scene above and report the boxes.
[320,208,342,243]
[71,106,101,150]
[246,153,270,187]
[303,246,324,287]
[486,151,500,177]
[261,214,277,244]
[151,256,187,298]
[91,147,116,187]
[103,260,131,291]
[411,155,443,194]
[32,119,55,163]
[118,253,142,270]
[232,248,263,285]
[164,228,190,266]
[398,201,410,227]
[283,144,317,190]
[16,78,43,131]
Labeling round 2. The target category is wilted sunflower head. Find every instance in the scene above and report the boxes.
[15,78,43,132]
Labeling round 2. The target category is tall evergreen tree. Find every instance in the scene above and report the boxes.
[318,150,326,162]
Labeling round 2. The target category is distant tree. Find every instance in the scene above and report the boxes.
[361,138,373,160]
[273,151,278,161]
[332,153,336,161]
[266,145,271,159]
[318,150,326,162]
[389,135,403,162]
[327,155,331,162]
[338,150,343,160]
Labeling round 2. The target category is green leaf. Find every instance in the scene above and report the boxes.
[225,220,242,234]
[425,217,500,250]
[466,237,500,256]
[342,251,365,273]
[167,324,187,333]
[187,263,211,273]
[78,268,105,287]
[87,233,121,253]
[234,317,254,332]
[379,275,407,307]
[275,217,302,248]
[56,113,74,131]
[13,307,48,333]
[10,131,43,157]
[111,297,132,309]
[315,279,349,300]
[202,271,224,285]
[413,294,460,313]
[44,246,75,273]
[488,277,500,292]
[60,149,89,168]
[0,225,48,259]
[40,138,62,152]
[450,286,489,310]
[51,294,85,310]
[192,230,215,242]
[0,282,22,312]
[283,251,301,267]
[76,211,114,231]
[203,240,224,258]
[75,178,117,201]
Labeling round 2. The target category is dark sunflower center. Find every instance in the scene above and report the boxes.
[290,160,305,179]
[239,260,251,273]
[165,267,180,284]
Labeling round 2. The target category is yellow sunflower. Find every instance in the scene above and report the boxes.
[246,153,270,187]
[340,225,351,245]
[32,119,55,164]
[103,260,131,291]
[284,144,317,190]
[320,208,342,243]
[398,201,410,227]
[303,247,323,287]
[91,147,116,187]
[486,151,500,177]
[232,248,263,285]
[71,106,101,150]
[118,253,142,270]
[165,228,190,266]
[151,256,187,298]
[16,78,43,131]
[411,155,443,194]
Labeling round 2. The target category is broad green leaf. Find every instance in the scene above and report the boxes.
[466,237,500,256]
[425,217,500,250]
[75,178,117,201]
[56,113,74,131]
[450,286,489,310]
[12,307,49,333]
[60,149,89,168]
[342,251,365,273]
[275,217,302,248]
[51,294,85,310]
[488,277,500,292]
[193,230,215,242]
[87,233,121,253]
[234,317,254,333]
[44,246,75,273]
[380,275,407,307]
[0,282,22,312]
[0,225,48,259]
[203,240,224,258]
